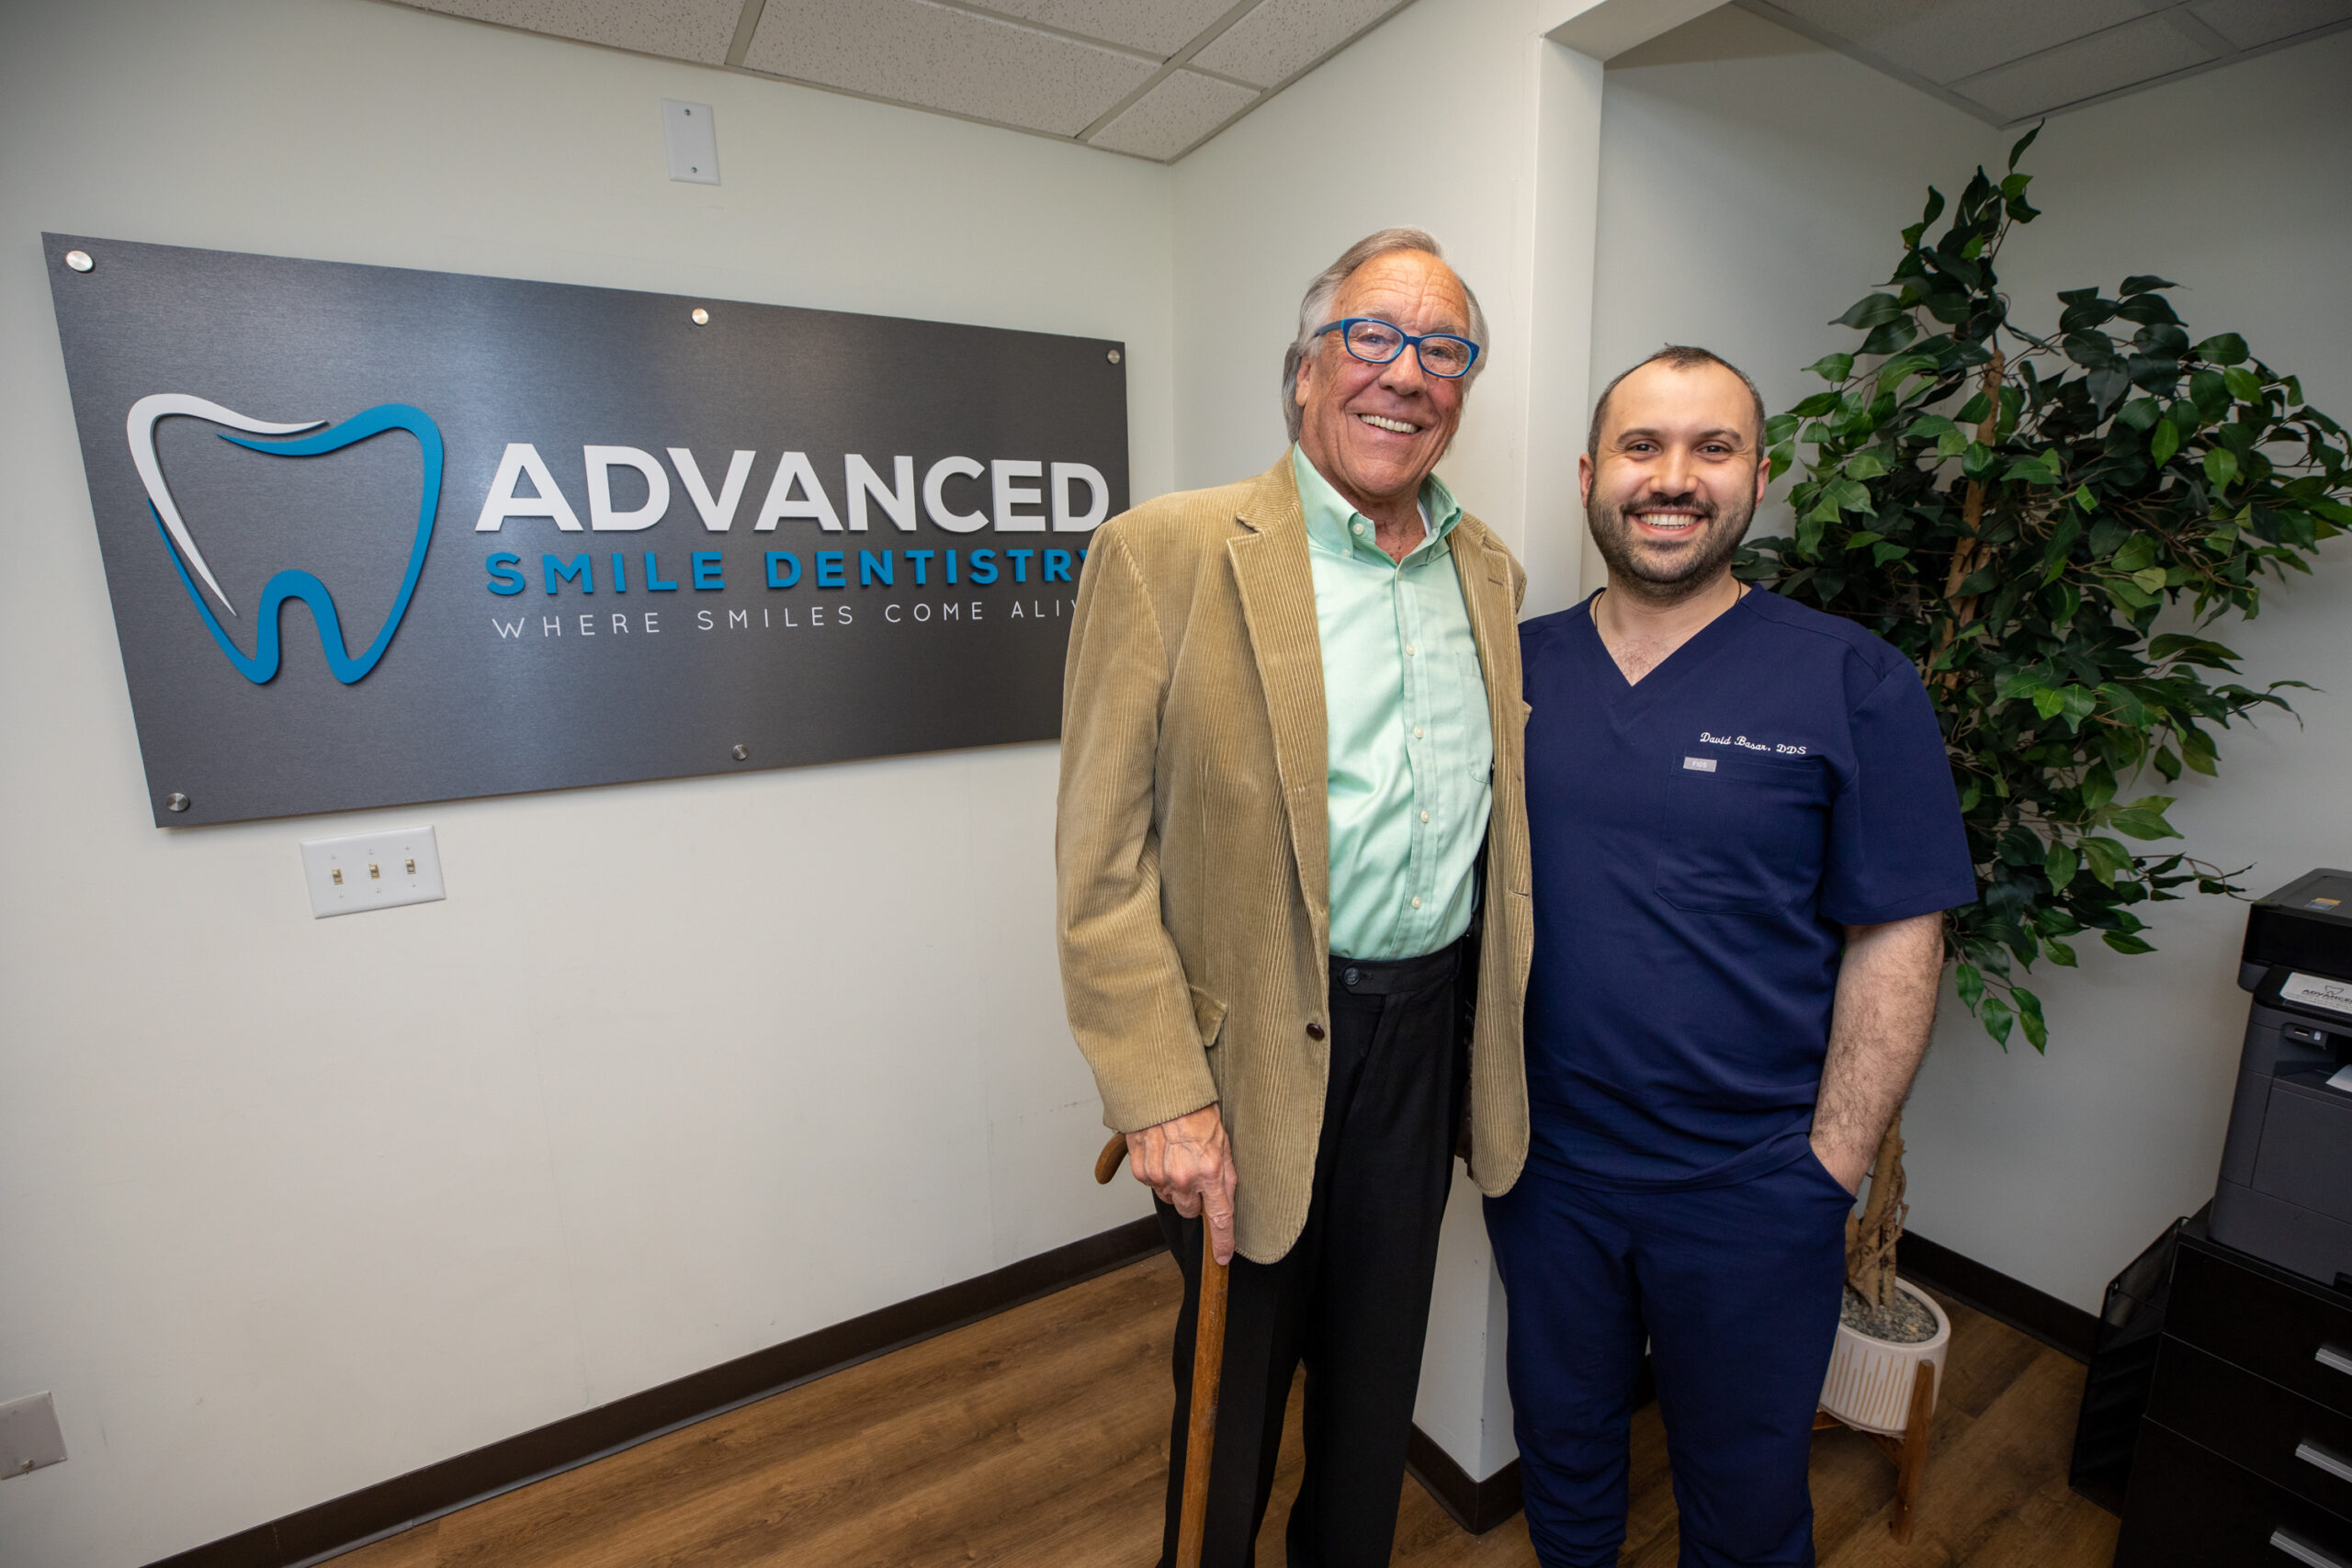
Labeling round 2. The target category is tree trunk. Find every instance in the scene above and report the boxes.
[1845,1113,1907,1309]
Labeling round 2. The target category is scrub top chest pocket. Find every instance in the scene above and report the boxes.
[1655,750,1831,915]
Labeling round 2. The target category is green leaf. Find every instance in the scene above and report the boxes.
[2080,762,2118,811]
[2132,567,2168,594]
[2179,726,2218,776]
[2044,840,2078,893]
[2015,987,2048,1052]
[1979,993,2016,1047]
[2107,796,2183,840]
[2116,397,2160,431]
[2080,836,2133,886]
[1907,413,1958,442]
[1939,429,1970,459]
[1835,294,1905,331]
[1806,353,1855,383]
[1844,452,1889,480]
[2041,937,2079,968]
[2150,419,2180,464]
[2222,367,2264,404]
[2033,688,2068,719]
[2193,332,2248,366]
[2007,123,2041,170]
[2103,931,2156,955]
[2120,275,2177,297]
[2205,447,2239,491]
[2110,535,2157,572]
[1954,962,1984,1010]
[1822,478,1874,513]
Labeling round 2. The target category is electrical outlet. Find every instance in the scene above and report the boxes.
[300,826,445,919]
[0,1392,66,1479]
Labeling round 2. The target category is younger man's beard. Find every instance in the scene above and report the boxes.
[1586,487,1756,606]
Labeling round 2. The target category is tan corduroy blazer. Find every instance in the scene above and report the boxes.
[1055,455,1532,1264]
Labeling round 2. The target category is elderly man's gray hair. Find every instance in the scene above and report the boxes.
[1281,227,1489,443]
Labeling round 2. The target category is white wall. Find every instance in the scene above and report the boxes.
[1590,8,2352,1311]
[0,3,1172,1563]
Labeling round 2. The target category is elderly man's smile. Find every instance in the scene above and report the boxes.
[1355,412,1420,434]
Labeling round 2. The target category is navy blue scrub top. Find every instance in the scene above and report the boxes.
[1521,588,1976,1191]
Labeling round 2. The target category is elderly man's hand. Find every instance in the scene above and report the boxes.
[1128,1104,1238,1266]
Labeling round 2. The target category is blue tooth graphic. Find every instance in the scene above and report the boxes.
[145,402,444,686]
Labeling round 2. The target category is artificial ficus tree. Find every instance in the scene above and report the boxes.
[1736,126,2352,1309]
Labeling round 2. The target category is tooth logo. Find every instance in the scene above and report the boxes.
[128,394,444,685]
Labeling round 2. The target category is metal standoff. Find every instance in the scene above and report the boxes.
[1106,347,1122,364]
[730,743,749,761]
[164,793,190,812]
[691,307,710,325]
[64,250,94,273]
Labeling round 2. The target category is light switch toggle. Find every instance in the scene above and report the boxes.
[300,827,445,918]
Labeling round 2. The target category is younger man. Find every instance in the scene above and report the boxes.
[1494,347,1975,1565]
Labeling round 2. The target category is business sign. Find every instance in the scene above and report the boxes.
[42,233,1127,826]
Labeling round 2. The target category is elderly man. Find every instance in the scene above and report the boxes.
[1056,229,1532,1567]
[1492,347,1974,1566]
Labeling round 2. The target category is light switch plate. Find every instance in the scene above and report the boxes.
[300,826,445,918]
[0,1392,66,1479]
[662,98,719,185]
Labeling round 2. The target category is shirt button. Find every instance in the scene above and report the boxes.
[1411,896,1423,908]
[1413,727,1424,739]
[1420,810,1431,823]
[1351,522,1364,536]
[1306,1021,1326,1041]
[1405,643,1416,657]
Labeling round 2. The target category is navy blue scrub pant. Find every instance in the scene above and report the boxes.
[1484,1154,1853,1567]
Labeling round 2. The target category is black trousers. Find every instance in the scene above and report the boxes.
[1155,942,1467,1568]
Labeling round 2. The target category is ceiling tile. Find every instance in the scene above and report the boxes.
[1089,70,1260,158]
[744,0,1159,135]
[393,0,745,64]
[960,0,1238,56]
[1761,0,2150,85]
[1190,0,1411,89]
[2188,0,2352,50]
[1948,14,2214,119]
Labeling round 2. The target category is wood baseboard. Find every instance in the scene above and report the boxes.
[1407,1423,1521,1536]
[145,1216,1164,1568]
[1897,1230,2099,1362]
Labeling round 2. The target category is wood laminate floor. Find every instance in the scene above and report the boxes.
[335,1254,2117,1567]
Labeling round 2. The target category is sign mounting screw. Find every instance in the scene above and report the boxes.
[164,793,190,813]
[731,744,749,761]
[1106,348,1121,364]
[691,307,710,325]
[64,249,94,273]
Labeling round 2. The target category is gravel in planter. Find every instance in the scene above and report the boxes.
[1841,1283,1939,1344]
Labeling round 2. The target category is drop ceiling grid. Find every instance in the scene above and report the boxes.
[379,0,1430,163]
[1736,0,2352,125]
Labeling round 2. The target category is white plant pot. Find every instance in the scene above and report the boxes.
[1818,1277,1951,1437]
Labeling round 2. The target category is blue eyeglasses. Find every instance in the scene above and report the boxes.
[1314,317,1482,378]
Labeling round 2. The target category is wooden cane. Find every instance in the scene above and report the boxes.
[1097,1131,1229,1568]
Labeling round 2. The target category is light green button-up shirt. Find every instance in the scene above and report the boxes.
[1293,446,1495,962]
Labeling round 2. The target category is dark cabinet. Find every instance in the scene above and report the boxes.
[2116,1221,2352,1567]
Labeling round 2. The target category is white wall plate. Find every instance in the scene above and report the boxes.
[300,826,445,919]
[662,98,719,184]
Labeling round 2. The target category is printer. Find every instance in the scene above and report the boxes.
[2212,868,2352,1291]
